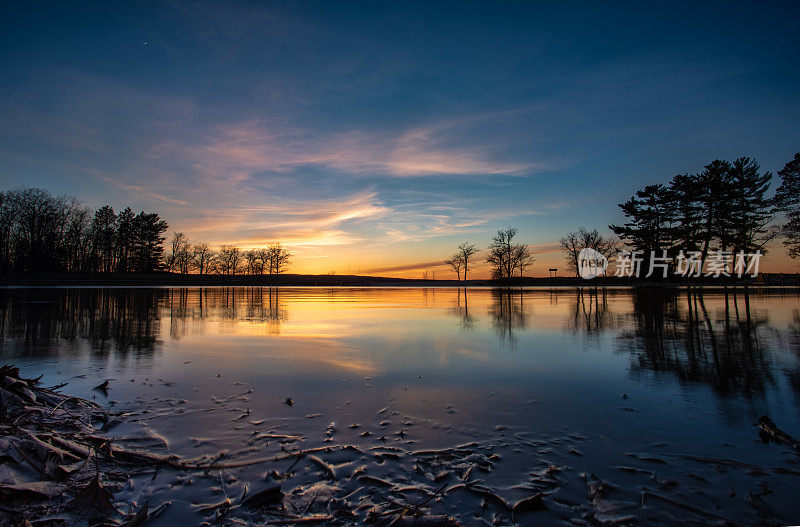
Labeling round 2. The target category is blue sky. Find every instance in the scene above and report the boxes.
[1,1,799,275]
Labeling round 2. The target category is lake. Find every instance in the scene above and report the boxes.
[1,286,798,525]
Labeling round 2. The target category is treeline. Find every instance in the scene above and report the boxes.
[608,153,800,267]
[163,232,292,276]
[0,187,293,276]
[0,188,168,274]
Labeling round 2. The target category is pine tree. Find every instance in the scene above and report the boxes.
[693,159,731,265]
[725,157,774,256]
[610,184,674,255]
[131,212,168,273]
[667,173,703,253]
[775,152,800,261]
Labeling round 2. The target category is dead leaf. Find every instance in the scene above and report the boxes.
[69,474,116,516]
[123,500,149,526]
[241,483,282,508]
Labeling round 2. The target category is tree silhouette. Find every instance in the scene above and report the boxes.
[486,228,533,279]
[129,212,169,272]
[91,205,117,273]
[560,227,619,277]
[444,253,463,280]
[267,244,292,274]
[458,242,479,281]
[775,152,800,261]
[487,227,517,279]
[609,156,776,274]
[610,184,673,258]
[192,243,214,274]
[724,157,774,258]
[667,173,703,253]
[512,244,534,277]
[695,159,731,267]
[217,245,242,275]
[244,249,263,275]
[166,232,191,273]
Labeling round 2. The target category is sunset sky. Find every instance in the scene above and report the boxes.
[2,1,799,276]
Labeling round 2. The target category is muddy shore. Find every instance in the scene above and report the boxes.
[3,363,800,526]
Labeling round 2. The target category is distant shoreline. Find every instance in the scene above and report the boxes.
[0,272,798,288]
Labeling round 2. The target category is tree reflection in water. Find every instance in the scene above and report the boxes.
[166,287,288,339]
[0,288,165,356]
[449,288,476,331]
[785,309,800,398]
[2,286,796,402]
[618,288,776,397]
[0,287,290,358]
[564,287,620,342]
[487,288,531,347]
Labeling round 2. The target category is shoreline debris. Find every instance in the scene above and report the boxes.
[758,415,800,453]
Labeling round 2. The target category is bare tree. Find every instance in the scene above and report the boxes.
[217,245,242,275]
[190,243,212,274]
[458,242,479,280]
[511,244,535,277]
[65,204,92,273]
[166,232,191,273]
[444,254,463,280]
[560,227,619,277]
[559,230,582,277]
[244,249,263,275]
[255,248,270,274]
[487,227,518,279]
[266,244,292,274]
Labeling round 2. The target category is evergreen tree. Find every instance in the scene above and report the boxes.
[693,159,731,265]
[774,152,800,213]
[666,173,703,253]
[775,152,800,261]
[610,184,674,256]
[131,212,169,273]
[724,157,774,256]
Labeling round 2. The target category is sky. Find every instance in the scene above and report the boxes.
[1,1,799,277]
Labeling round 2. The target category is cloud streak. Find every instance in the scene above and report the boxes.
[362,260,450,274]
[164,115,545,181]
[173,190,389,248]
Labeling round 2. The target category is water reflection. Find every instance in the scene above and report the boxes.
[166,287,287,339]
[0,287,797,404]
[618,289,778,397]
[564,287,620,338]
[448,288,476,331]
[487,288,532,345]
[0,288,165,355]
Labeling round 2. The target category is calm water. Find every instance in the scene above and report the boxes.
[1,287,799,524]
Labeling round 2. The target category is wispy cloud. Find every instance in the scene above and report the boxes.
[174,190,389,248]
[530,243,562,254]
[161,113,547,180]
[90,171,189,206]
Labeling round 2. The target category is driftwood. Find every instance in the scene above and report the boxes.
[758,415,800,452]
[0,365,170,524]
